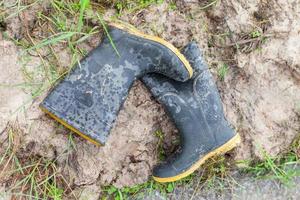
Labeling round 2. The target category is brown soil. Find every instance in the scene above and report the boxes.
[0,0,300,198]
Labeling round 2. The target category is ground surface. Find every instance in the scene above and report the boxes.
[143,171,300,200]
[0,0,300,199]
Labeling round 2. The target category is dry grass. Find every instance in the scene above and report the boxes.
[0,124,77,199]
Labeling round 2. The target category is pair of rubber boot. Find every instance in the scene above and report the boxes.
[41,24,240,183]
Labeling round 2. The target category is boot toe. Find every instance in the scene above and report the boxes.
[152,163,179,181]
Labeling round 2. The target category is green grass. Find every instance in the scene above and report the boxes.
[101,155,235,199]
[199,0,219,10]
[97,13,120,57]
[250,29,262,38]
[78,0,90,32]
[217,63,229,81]
[102,137,300,199]
[154,130,166,161]
[239,137,300,186]
[102,175,195,199]
[27,32,77,50]
[2,0,102,115]
[168,2,177,10]
[0,126,70,200]
[114,0,164,14]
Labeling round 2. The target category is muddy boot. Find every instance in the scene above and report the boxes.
[142,42,240,183]
[40,23,193,145]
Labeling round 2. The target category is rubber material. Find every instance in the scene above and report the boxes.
[142,42,240,182]
[109,23,193,78]
[153,134,240,182]
[40,24,193,145]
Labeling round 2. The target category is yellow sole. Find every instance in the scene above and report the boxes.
[153,134,241,183]
[108,22,193,79]
[40,106,102,146]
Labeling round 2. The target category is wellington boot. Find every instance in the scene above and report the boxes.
[142,42,240,182]
[40,24,193,145]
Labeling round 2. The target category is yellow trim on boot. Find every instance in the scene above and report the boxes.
[108,22,193,78]
[153,134,241,183]
[40,106,102,146]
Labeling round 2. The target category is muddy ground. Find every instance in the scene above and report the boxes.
[144,171,300,200]
[0,0,300,199]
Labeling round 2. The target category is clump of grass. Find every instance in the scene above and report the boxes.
[250,29,262,38]
[199,0,219,10]
[154,130,166,161]
[239,137,300,186]
[168,2,177,10]
[101,154,236,199]
[29,0,99,52]
[114,0,164,15]
[96,13,120,57]
[3,0,102,115]
[78,0,90,32]
[217,63,229,81]
[102,175,195,199]
[0,125,73,199]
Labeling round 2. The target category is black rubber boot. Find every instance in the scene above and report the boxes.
[142,42,240,183]
[40,24,193,145]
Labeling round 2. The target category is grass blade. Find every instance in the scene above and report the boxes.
[199,0,219,10]
[96,13,120,57]
[27,32,77,50]
[78,0,90,32]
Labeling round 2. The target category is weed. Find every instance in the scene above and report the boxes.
[27,32,78,50]
[103,180,179,199]
[199,0,219,10]
[154,130,166,161]
[0,125,72,199]
[114,0,164,15]
[48,183,64,200]
[250,30,262,38]
[78,0,90,32]
[168,2,177,10]
[2,0,101,116]
[97,13,120,57]
[240,138,300,186]
[217,64,229,81]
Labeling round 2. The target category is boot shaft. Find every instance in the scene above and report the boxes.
[142,42,235,148]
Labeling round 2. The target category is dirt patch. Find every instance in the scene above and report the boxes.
[0,39,32,131]
[3,0,50,39]
[206,0,300,160]
[0,0,300,196]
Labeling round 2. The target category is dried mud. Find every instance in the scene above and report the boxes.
[0,0,299,197]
